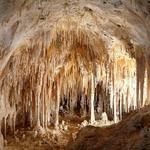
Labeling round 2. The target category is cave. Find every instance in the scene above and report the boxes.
[0,0,150,150]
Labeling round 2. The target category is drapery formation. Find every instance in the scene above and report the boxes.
[0,26,149,131]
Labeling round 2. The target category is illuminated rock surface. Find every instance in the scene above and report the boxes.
[0,0,150,149]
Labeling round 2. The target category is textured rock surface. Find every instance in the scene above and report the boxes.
[0,0,150,149]
[66,106,150,150]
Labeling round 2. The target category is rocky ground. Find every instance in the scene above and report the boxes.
[66,106,150,150]
[3,106,150,150]
[4,115,83,150]
[3,112,112,150]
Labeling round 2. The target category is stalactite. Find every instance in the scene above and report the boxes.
[0,10,149,143]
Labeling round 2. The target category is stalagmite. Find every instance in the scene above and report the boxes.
[36,90,41,128]
[119,96,122,120]
[136,48,146,108]
[55,77,61,129]
[0,121,4,150]
[113,91,117,123]
[4,117,6,139]
[13,114,16,134]
[146,57,150,105]
[90,72,95,124]
[35,64,45,129]
[29,91,33,127]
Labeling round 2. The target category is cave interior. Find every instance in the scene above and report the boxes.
[0,0,150,149]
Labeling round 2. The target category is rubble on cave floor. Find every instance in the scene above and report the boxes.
[66,105,150,150]
[80,112,118,128]
[3,112,117,150]
[4,126,71,150]
[4,116,82,150]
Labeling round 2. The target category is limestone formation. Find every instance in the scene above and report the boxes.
[0,0,150,149]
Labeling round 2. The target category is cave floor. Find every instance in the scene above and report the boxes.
[3,106,150,150]
[4,115,84,150]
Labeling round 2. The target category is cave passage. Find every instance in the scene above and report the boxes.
[0,0,150,149]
